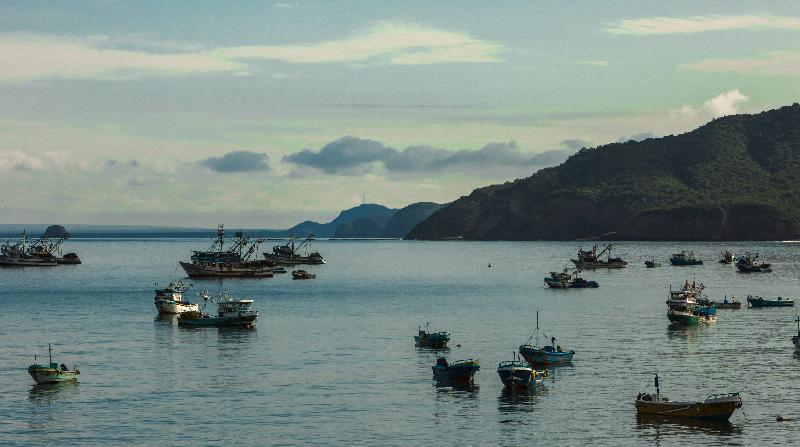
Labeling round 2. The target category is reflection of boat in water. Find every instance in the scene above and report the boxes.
[264,235,325,265]
[519,311,574,365]
[431,357,480,386]
[154,280,199,314]
[667,281,716,325]
[636,374,742,420]
[544,267,598,288]
[179,225,274,278]
[571,244,627,269]
[415,323,450,349]
[736,252,772,273]
[178,290,259,327]
[747,295,795,308]
[635,413,737,435]
[670,251,703,266]
[28,344,80,384]
[0,231,80,266]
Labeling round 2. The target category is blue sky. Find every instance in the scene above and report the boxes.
[1,1,800,226]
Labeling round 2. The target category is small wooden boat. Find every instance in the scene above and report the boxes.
[431,357,480,386]
[519,311,575,364]
[636,374,742,420]
[497,353,547,389]
[28,344,80,384]
[291,269,316,280]
[670,251,703,266]
[792,317,800,353]
[747,295,795,308]
[178,291,259,327]
[415,323,450,348]
[645,259,661,268]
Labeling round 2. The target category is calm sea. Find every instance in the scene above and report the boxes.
[1,239,799,446]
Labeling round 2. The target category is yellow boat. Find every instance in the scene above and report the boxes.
[635,375,742,420]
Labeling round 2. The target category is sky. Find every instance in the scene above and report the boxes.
[1,0,800,227]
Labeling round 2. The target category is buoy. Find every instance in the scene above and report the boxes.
[488,263,492,268]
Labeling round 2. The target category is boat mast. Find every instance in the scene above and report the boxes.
[48,343,52,365]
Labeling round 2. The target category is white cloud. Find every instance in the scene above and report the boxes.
[607,14,800,35]
[682,51,800,75]
[216,21,503,65]
[0,34,245,82]
[672,89,748,121]
[0,150,44,172]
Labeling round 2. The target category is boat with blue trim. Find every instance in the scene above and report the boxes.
[736,252,772,273]
[415,323,450,349]
[670,251,703,266]
[28,344,80,384]
[178,290,259,327]
[432,357,480,386]
[746,295,795,308]
[667,281,716,325]
[497,353,547,389]
[519,311,575,364]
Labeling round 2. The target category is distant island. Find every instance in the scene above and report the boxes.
[407,103,800,241]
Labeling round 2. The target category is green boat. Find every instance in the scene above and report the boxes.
[746,295,795,308]
[178,290,259,328]
[666,281,715,325]
[27,344,80,384]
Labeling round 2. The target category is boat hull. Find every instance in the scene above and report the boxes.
[415,336,450,349]
[519,346,574,364]
[571,260,626,269]
[669,259,703,266]
[155,300,199,315]
[28,366,79,384]
[0,256,59,266]
[432,364,480,386]
[497,367,535,389]
[667,311,700,325]
[179,261,274,278]
[635,396,741,420]
[747,297,795,307]
[263,254,325,265]
[178,314,257,327]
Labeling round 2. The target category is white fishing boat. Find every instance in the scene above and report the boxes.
[154,280,199,314]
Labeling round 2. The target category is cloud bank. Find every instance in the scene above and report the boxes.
[607,14,800,35]
[283,137,578,176]
[683,51,800,75]
[672,89,748,121]
[200,151,271,173]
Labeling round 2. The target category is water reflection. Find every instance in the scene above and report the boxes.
[497,385,546,414]
[635,414,740,437]
[28,382,80,405]
[154,314,178,325]
[666,325,700,342]
[433,380,479,395]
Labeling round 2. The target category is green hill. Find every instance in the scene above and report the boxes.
[407,103,800,241]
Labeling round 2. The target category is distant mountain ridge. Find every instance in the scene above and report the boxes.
[407,103,800,241]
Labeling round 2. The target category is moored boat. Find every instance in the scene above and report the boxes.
[635,374,742,420]
[27,344,80,384]
[698,295,741,309]
[291,269,316,280]
[179,225,274,278]
[263,235,325,265]
[735,253,772,273]
[154,280,199,314]
[519,311,575,364]
[719,250,735,264]
[432,357,480,386]
[571,244,627,269]
[178,290,259,327]
[544,267,598,288]
[670,251,703,266]
[645,259,661,268]
[746,295,795,308]
[415,324,450,349]
[497,354,547,389]
[667,281,715,325]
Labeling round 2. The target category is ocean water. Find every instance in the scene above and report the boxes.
[1,239,799,446]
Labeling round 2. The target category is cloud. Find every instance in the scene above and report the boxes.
[0,34,246,82]
[283,137,579,176]
[616,132,657,143]
[0,150,44,172]
[682,51,800,75]
[672,89,748,121]
[200,150,271,173]
[606,14,800,35]
[216,21,503,65]
[560,139,591,151]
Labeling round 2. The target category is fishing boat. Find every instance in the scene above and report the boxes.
[0,231,74,266]
[667,281,716,325]
[263,235,325,265]
[645,259,661,268]
[544,267,598,288]
[571,244,627,269]
[669,251,703,266]
[635,374,742,420]
[497,353,547,389]
[519,311,574,364]
[431,357,480,386]
[719,250,735,264]
[177,290,259,327]
[179,225,275,278]
[735,253,772,273]
[698,295,741,310]
[792,317,800,352]
[27,344,80,384]
[153,280,199,314]
[746,295,795,308]
[415,323,450,349]
[291,269,316,280]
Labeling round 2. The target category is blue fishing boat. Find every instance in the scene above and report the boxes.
[28,344,80,384]
[746,295,795,308]
[519,311,575,364]
[415,323,450,349]
[497,353,547,389]
[431,357,480,386]
[178,290,259,327]
[670,251,703,266]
